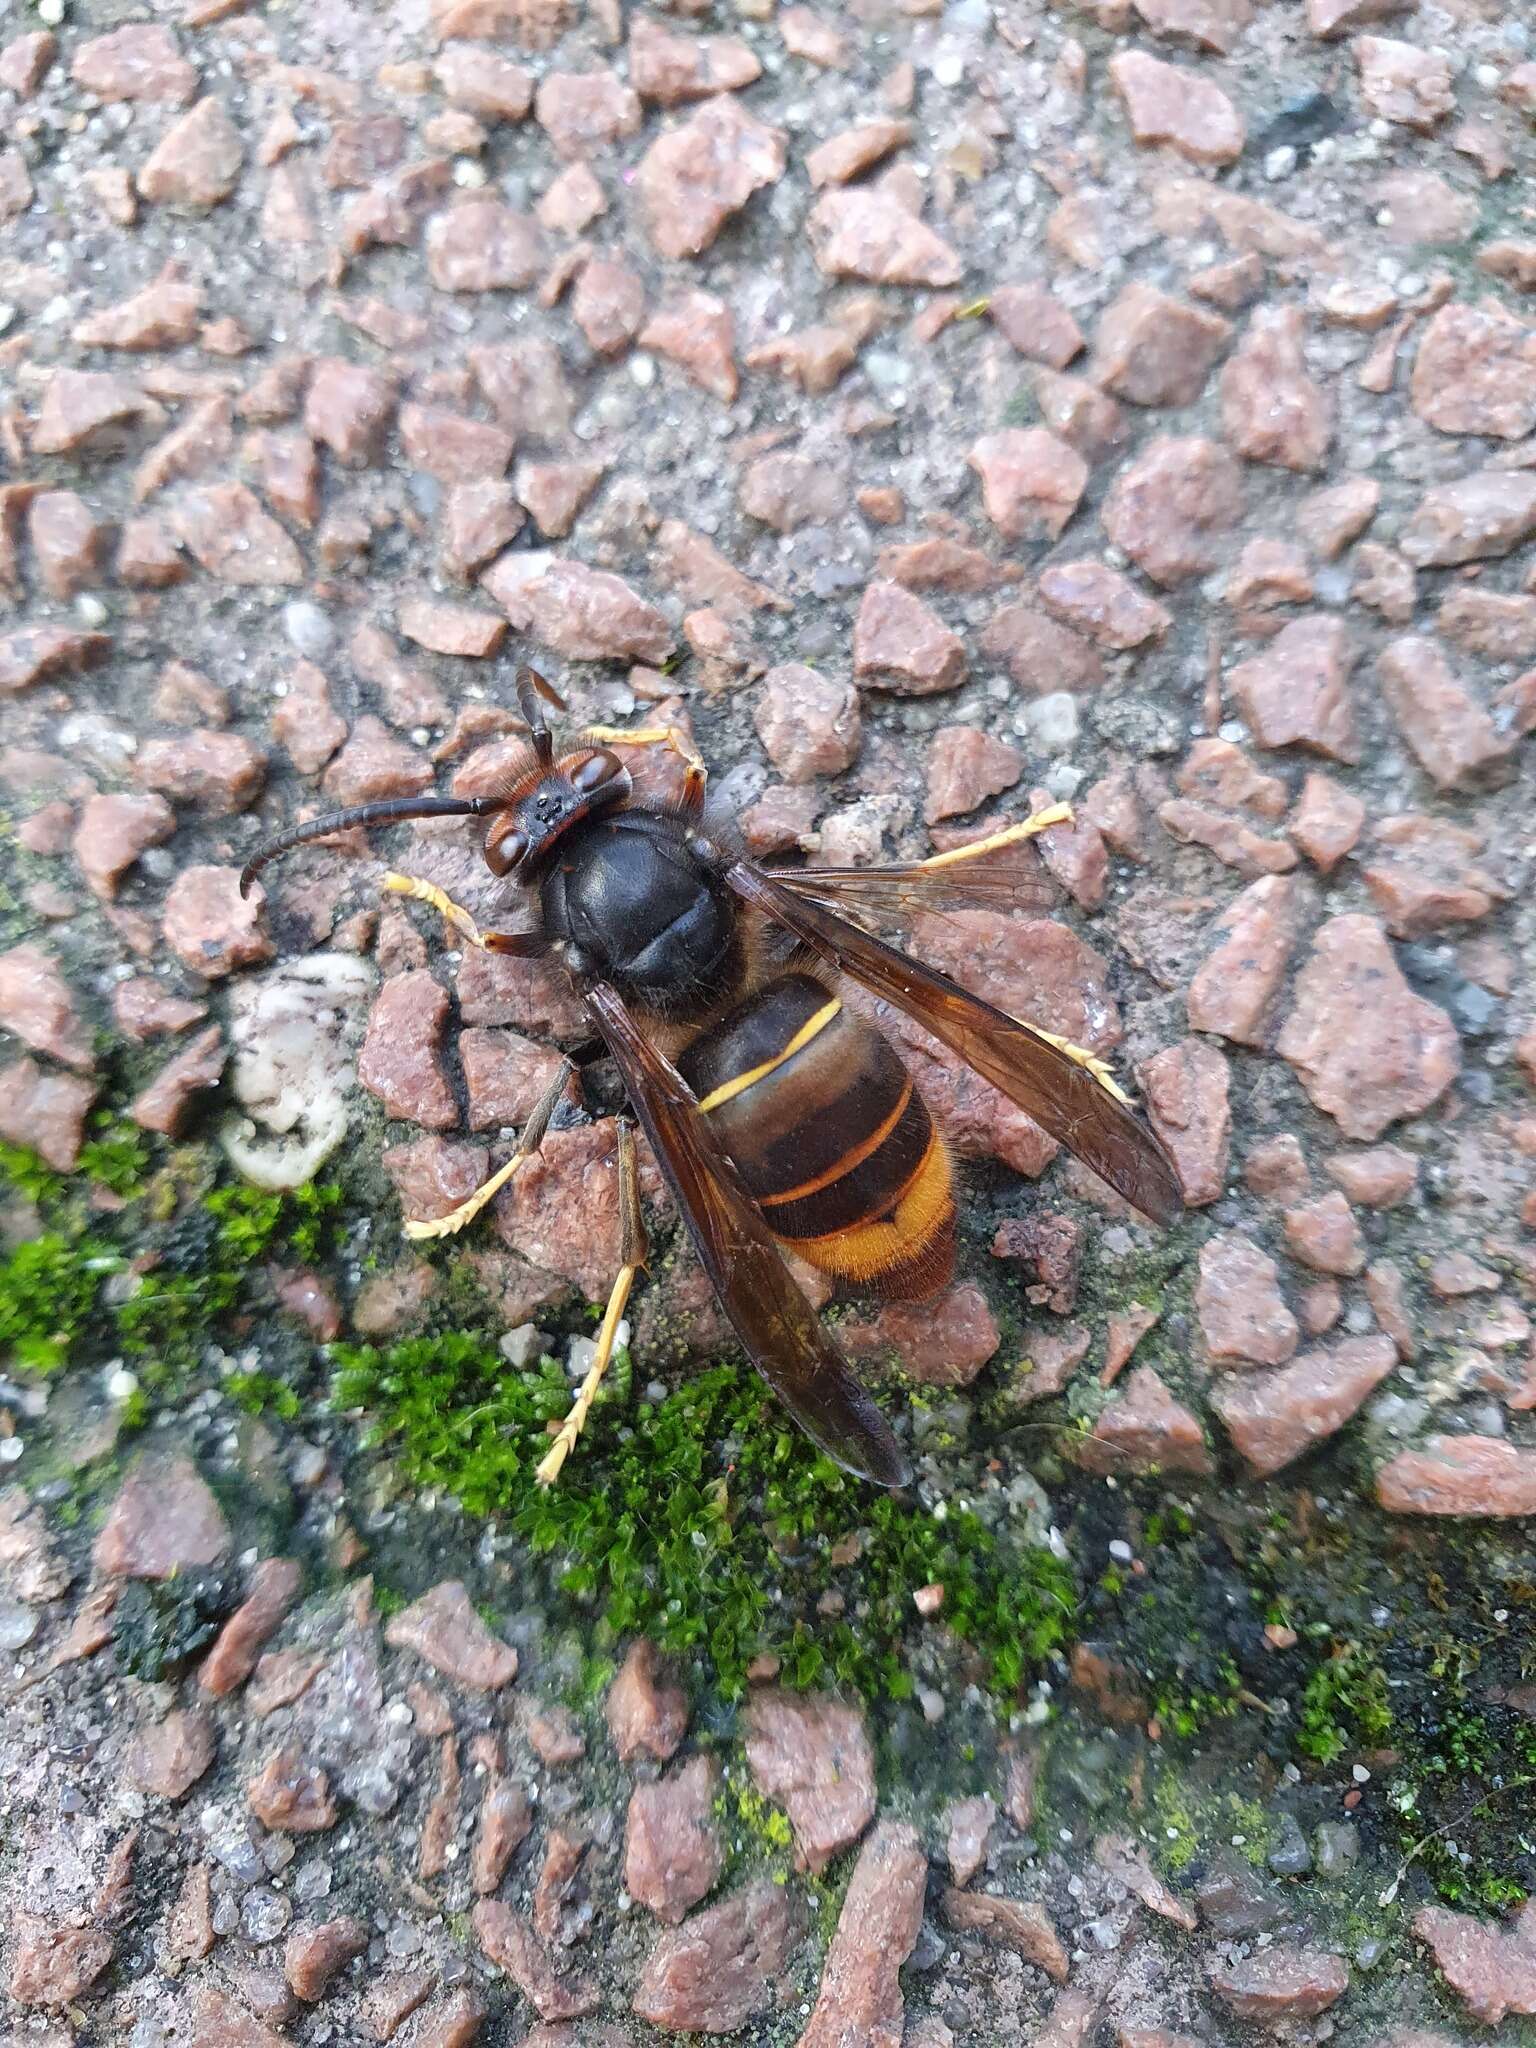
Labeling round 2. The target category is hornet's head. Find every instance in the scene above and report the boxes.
[239,667,631,897]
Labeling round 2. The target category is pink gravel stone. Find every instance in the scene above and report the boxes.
[0,943,93,1072]
[94,1453,230,1577]
[1277,912,1459,1140]
[1091,285,1231,407]
[384,1579,519,1689]
[853,579,966,695]
[358,972,458,1129]
[1102,435,1244,586]
[635,95,785,260]
[741,1689,876,1874]
[137,97,244,208]
[1220,306,1331,471]
[606,1638,689,1762]
[806,188,962,286]
[968,428,1087,543]
[0,1058,97,1171]
[163,865,274,979]
[72,25,196,103]
[1110,49,1245,164]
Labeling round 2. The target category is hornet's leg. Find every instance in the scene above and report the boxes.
[914,802,1075,874]
[381,872,545,957]
[584,724,708,817]
[1028,1024,1132,1106]
[536,1118,647,1487]
[382,871,488,950]
[403,1057,574,1243]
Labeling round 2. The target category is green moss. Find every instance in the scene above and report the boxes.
[1298,1646,1393,1765]
[0,1138,61,1205]
[1151,1773,1199,1872]
[1099,1486,1536,1911]
[118,1387,151,1433]
[1148,1771,1274,1876]
[331,1337,1076,1702]
[206,1183,285,1262]
[724,1776,796,1869]
[1387,1703,1536,1910]
[114,1181,347,1387]
[226,1370,303,1421]
[1151,1659,1244,1741]
[1225,1794,1276,1866]
[0,1231,120,1374]
[75,1119,153,1199]
[0,1137,347,1395]
[286,1181,344,1264]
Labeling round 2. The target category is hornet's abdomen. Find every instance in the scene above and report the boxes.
[678,973,956,1302]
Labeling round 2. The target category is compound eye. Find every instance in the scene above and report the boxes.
[484,822,529,876]
[570,748,623,792]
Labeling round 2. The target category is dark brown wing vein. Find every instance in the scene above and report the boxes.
[776,848,1057,923]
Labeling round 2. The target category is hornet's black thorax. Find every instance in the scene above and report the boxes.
[540,808,738,1016]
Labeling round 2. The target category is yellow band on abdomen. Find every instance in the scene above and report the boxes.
[695,996,843,1115]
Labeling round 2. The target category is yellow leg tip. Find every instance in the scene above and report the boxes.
[403,1216,451,1243]
[534,1443,568,1489]
[404,1152,531,1245]
[381,870,486,949]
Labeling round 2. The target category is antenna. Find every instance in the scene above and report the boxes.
[239,794,496,896]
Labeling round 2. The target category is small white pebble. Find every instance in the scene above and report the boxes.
[629,353,656,388]
[1475,62,1501,86]
[0,1440,23,1465]
[1108,1540,1133,1563]
[499,1324,545,1369]
[932,50,965,86]
[1353,1764,1372,1785]
[38,0,65,23]
[452,158,487,188]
